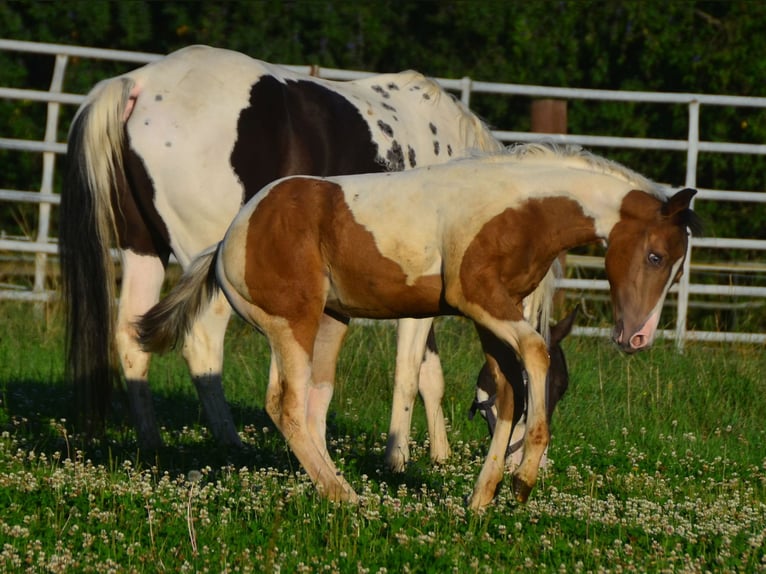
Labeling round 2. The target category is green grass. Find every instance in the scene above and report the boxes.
[0,301,764,572]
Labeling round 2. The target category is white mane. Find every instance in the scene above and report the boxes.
[472,142,666,198]
[392,71,503,155]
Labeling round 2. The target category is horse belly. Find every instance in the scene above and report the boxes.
[326,270,445,319]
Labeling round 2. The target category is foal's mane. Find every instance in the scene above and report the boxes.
[481,142,667,199]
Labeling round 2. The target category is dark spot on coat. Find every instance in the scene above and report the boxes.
[231,76,380,203]
[387,82,399,90]
[372,85,390,99]
[378,120,394,138]
[433,140,440,155]
[447,144,453,157]
[429,123,438,135]
[407,146,417,168]
[386,141,404,171]
[422,93,431,100]
[155,94,163,101]
[382,102,397,112]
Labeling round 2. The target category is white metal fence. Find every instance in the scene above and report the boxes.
[1,39,764,346]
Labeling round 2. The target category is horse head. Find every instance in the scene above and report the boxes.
[605,187,702,353]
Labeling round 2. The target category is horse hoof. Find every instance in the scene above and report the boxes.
[512,475,533,503]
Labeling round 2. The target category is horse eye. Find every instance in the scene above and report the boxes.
[648,252,663,266]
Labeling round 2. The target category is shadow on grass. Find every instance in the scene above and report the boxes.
[0,377,449,494]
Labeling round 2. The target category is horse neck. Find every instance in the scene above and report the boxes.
[552,169,639,246]
[521,173,636,255]
[534,198,603,255]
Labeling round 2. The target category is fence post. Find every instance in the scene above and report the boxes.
[531,99,567,136]
[675,100,700,350]
[460,76,472,107]
[531,99,568,312]
[34,53,68,314]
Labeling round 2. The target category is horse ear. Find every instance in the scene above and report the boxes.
[550,305,579,345]
[662,187,704,236]
[662,187,697,217]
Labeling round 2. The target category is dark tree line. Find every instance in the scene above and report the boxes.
[1,0,765,243]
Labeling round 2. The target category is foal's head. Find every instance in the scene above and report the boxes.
[605,187,702,353]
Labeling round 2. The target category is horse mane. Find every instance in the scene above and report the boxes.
[476,142,667,198]
[396,70,503,154]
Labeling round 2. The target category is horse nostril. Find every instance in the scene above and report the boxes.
[630,333,647,349]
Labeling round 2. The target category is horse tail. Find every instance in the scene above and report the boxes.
[60,76,135,435]
[137,246,221,354]
[523,259,562,345]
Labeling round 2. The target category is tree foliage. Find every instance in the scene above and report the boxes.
[1,0,765,243]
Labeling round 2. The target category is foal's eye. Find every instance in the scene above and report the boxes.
[647,252,663,266]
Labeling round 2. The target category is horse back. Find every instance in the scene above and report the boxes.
[220,176,447,322]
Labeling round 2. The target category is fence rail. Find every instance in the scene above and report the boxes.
[1,39,764,345]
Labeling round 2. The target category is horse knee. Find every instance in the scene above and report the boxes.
[115,326,151,378]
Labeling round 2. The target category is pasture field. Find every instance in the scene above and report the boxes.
[0,300,764,573]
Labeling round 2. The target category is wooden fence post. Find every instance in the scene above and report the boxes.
[531,99,569,314]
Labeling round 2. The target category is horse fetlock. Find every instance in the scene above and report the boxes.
[467,479,502,510]
[192,373,243,448]
[429,443,450,465]
[315,472,358,503]
[384,440,409,473]
[126,379,164,449]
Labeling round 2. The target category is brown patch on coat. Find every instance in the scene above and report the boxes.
[242,178,447,354]
[459,197,598,319]
[112,146,171,262]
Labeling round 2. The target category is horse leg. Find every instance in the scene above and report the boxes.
[264,319,357,503]
[418,324,450,464]
[385,317,433,472]
[181,291,242,447]
[115,251,165,450]
[468,319,549,509]
[307,313,349,454]
[468,326,517,509]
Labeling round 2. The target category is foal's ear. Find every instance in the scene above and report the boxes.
[663,187,704,236]
[662,187,697,217]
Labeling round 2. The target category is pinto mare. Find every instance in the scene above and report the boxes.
[137,143,701,508]
[59,44,511,454]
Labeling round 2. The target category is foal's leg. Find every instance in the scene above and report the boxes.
[307,313,349,454]
[181,291,242,447]
[507,321,550,502]
[385,317,434,471]
[115,251,165,449]
[264,319,357,502]
[468,319,549,509]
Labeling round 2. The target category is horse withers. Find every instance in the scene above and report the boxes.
[137,143,701,508]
